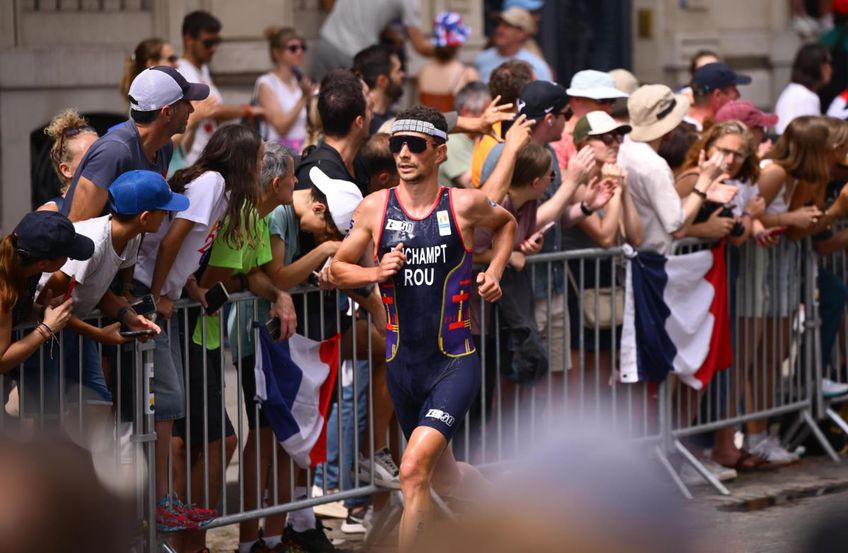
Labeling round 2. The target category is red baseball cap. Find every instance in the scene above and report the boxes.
[714,100,778,129]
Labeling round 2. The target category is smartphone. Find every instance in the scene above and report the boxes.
[770,226,787,236]
[292,66,304,83]
[119,329,156,338]
[538,221,556,235]
[265,317,281,341]
[204,282,229,315]
[131,294,157,316]
[63,276,76,302]
[500,119,514,139]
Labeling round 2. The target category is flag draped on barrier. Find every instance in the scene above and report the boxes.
[620,241,732,389]
[254,325,340,468]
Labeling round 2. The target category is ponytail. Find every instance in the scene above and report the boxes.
[0,235,25,311]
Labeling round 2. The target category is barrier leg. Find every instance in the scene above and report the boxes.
[674,440,731,496]
[801,409,840,463]
[825,406,848,436]
[653,446,692,500]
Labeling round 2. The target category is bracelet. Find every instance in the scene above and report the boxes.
[238,274,249,292]
[693,187,707,199]
[117,305,132,324]
[36,322,58,359]
[579,201,593,216]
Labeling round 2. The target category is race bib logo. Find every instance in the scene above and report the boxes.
[425,408,455,427]
[386,218,414,235]
[437,210,451,236]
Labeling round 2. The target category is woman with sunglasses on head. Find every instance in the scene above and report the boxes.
[0,211,91,372]
[119,38,179,103]
[255,26,313,154]
[38,109,98,213]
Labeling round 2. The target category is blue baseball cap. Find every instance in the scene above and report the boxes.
[691,63,751,94]
[108,170,190,215]
[503,0,544,11]
[12,211,94,261]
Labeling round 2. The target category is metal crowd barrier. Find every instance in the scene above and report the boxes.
[5,234,845,551]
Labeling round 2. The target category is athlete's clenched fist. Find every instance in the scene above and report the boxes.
[477,271,502,302]
[376,242,407,282]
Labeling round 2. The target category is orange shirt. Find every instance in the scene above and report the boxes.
[470,121,501,188]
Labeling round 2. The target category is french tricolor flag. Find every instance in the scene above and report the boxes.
[620,241,732,389]
[254,327,340,469]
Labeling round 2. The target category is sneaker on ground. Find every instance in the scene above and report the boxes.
[156,497,199,533]
[285,522,346,553]
[679,458,737,487]
[340,505,372,534]
[750,435,800,465]
[356,447,400,488]
[311,486,348,519]
[822,378,848,398]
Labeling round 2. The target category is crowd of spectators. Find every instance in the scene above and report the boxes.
[6,1,848,552]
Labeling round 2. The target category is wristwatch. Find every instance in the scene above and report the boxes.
[579,201,593,216]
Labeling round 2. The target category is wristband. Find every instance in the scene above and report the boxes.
[693,187,707,199]
[117,306,132,324]
[579,201,593,216]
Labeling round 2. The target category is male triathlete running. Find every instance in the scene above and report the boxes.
[330,105,516,549]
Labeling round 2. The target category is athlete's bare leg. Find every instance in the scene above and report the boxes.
[398,426,447,550]
[431,444,489,502]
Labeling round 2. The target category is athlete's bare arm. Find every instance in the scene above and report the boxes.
[331,190,407,288]
[453,189,517,301]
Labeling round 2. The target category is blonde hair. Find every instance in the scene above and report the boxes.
[263,25,302,64]
[303,95,323,152]
[0,235,25,311]
[43,109,96,187]
[765,115,831,183]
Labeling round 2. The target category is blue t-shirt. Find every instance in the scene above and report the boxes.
[62,120,174,217]
[475,47,552,83]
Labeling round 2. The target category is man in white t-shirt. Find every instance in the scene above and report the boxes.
[314,0,434,80]
[177,10,263,165]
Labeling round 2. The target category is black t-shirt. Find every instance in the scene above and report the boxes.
[12,275,39,328]
[813,179,848,242]
[295,142,370,196]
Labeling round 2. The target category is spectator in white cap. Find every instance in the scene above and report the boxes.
[475,7,552,83]
[61,65,209,223]
[618,84,737,254]
[551,69,628,173]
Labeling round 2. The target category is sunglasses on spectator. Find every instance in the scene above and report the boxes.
[286,42,307,53]
[597,98,617,105]
[593,132,625,145]
[202,37,222,49]
[162,54,179,64]
[389,135,436,154]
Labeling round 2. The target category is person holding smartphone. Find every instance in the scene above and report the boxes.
[37,171,179,417]
[130,124,263,534]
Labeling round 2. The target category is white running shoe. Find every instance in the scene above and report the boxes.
[680,458,737,487]
[310,486,348,519]
[340,505,372,534]
[749,435,800,466]
[356,447,401,488]
[822,378,848,398]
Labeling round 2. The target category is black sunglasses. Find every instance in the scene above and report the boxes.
[389,135,434,154]
[287,43,307,53]
[165,54,179,64]
[596,132,625,145]
[202,37,222,49]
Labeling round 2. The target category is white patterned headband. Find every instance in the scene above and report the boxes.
[390,119,448,140]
